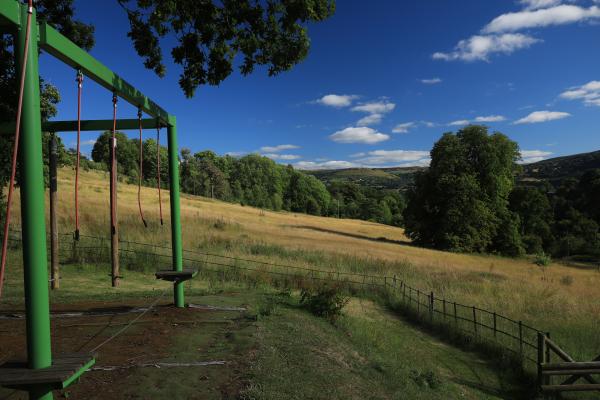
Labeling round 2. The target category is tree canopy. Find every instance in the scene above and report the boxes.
[404,125,523,255]
[117,0,336,97]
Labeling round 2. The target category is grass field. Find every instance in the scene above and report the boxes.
[0,266,531,399]
[2,166,600,398]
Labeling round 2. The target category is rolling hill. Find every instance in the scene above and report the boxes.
[307,150,600,190]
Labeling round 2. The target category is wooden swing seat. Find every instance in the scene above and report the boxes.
[0,353,95,390]
[155,269,198,282]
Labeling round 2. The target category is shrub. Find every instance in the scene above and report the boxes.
[410,369,442,389]
[299,284,349,322]
[534,252,551,267]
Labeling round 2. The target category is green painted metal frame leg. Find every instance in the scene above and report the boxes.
[17,7,54,400]
[167,119,184,307]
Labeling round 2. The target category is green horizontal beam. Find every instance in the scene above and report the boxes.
[0,118,164,135]
[38,21,171,125]
[44,118,163,132]
[0,0,20,28]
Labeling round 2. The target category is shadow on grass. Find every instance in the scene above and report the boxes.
[380,295,538,400]
[288,225,417,247]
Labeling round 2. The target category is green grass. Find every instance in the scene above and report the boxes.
[239,294,531,400]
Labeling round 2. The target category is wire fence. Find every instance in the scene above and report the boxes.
[6,230,546,370]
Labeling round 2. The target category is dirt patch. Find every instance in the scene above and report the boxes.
[0,299,257,400]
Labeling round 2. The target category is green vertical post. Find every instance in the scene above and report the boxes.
[17,5,53,400]
[167,117,184,307]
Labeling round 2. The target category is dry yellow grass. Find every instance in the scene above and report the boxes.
[7,167,600,360]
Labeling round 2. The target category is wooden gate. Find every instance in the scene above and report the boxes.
[538,332,600,394]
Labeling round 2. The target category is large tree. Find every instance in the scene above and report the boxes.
[404,125,523,255]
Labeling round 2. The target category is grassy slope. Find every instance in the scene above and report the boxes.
[0,265,527,399]
[5,167,600,361]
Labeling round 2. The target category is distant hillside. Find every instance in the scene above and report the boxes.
[307,150,600,190]
[521,150,600,184]
[306,167,425,190]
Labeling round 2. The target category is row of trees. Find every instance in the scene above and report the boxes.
[86,133,405,226]
[404,125,600,259]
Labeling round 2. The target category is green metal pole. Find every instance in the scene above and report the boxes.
[17,5,53,400]
[167,117,184,307]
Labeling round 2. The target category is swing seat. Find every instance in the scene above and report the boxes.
[0,353,95,390]
[155,269,197,282]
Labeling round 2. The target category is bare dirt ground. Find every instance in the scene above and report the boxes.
[0,298,256,400]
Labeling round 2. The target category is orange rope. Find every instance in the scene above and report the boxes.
[137,109,147,227]
[110,94,118,235]
[156,124,163,225]
[0,0,34,297]
[74,70,83,240]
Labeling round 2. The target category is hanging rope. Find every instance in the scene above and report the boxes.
[0,0,34,298]
[137,108,147,227]
[156,123,163,225]
[110,93,118,235]
[74,70,83,241]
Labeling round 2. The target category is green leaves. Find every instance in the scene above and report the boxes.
[118,0,335,97]
[404,125,523,255]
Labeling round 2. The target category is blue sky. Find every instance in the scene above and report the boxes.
[42,0,600,169]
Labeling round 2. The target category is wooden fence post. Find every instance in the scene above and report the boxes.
[430,291,434,322]
[453,302,457,326]
[472,306,478,337]
[493,312,497,340]
[518,321,523,356]
[537,332,545,389]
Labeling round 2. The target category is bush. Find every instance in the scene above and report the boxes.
[410,369,442,389]
[534,252,552,267]
[299,284,349,322]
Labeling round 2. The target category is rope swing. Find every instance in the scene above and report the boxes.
[0,0,34,297]
[74,69,83,241]
[137,108,147,227]
[110,93,118,236]
[156,123,163,225]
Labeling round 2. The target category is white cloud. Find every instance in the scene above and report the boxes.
[559,80,600,107]
[519,0,562,11]
[70,139,96,147]
[422,121,438,128]
[263,153,301,161]
[519,149,553,163]
[351,101,396,114]
[392,122,417,133]
[474,115,507,122]
[225,151,246,157]
[259,144,300,153]
[294,160,359,170]
[514,110,571,124]
[354,150,431,166]
[448,119,471,126]
[433,33,540,62]
[483,5,600,34]
[357,113,384,126]
[315,94,358,108]
[329,127,390,144]
[421,78,442,84]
